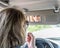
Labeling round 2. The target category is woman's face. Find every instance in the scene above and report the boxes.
[33,16,41,22]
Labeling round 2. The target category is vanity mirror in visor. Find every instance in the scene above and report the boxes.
[26,15,42,24]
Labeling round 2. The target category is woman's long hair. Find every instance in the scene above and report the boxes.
[0,8,26,48]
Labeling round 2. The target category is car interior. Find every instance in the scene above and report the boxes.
[0,0,60,48]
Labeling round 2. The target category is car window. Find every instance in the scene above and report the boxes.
[27,24,60,38]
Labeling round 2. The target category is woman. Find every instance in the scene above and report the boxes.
[0,8,35,48]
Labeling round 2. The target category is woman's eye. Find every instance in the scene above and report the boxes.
[25,21,29,25]
[23,21,29,29]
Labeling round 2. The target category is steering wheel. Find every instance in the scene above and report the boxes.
[23,38,54,48]
[36,38,54,48]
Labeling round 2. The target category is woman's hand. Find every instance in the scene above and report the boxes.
[26,33,35,48]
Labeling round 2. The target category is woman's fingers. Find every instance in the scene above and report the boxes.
[26,33,35,48]
[26,33,34,43]
[27,33,31,42]
[28,33,34,41]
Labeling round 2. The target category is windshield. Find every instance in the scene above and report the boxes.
[27,25,60,38]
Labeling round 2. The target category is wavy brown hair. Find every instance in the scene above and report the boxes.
[0,8,26,48]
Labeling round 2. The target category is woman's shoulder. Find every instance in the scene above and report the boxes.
[16,43,28,48]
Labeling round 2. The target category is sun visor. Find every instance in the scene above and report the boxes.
[25,10,60,25]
